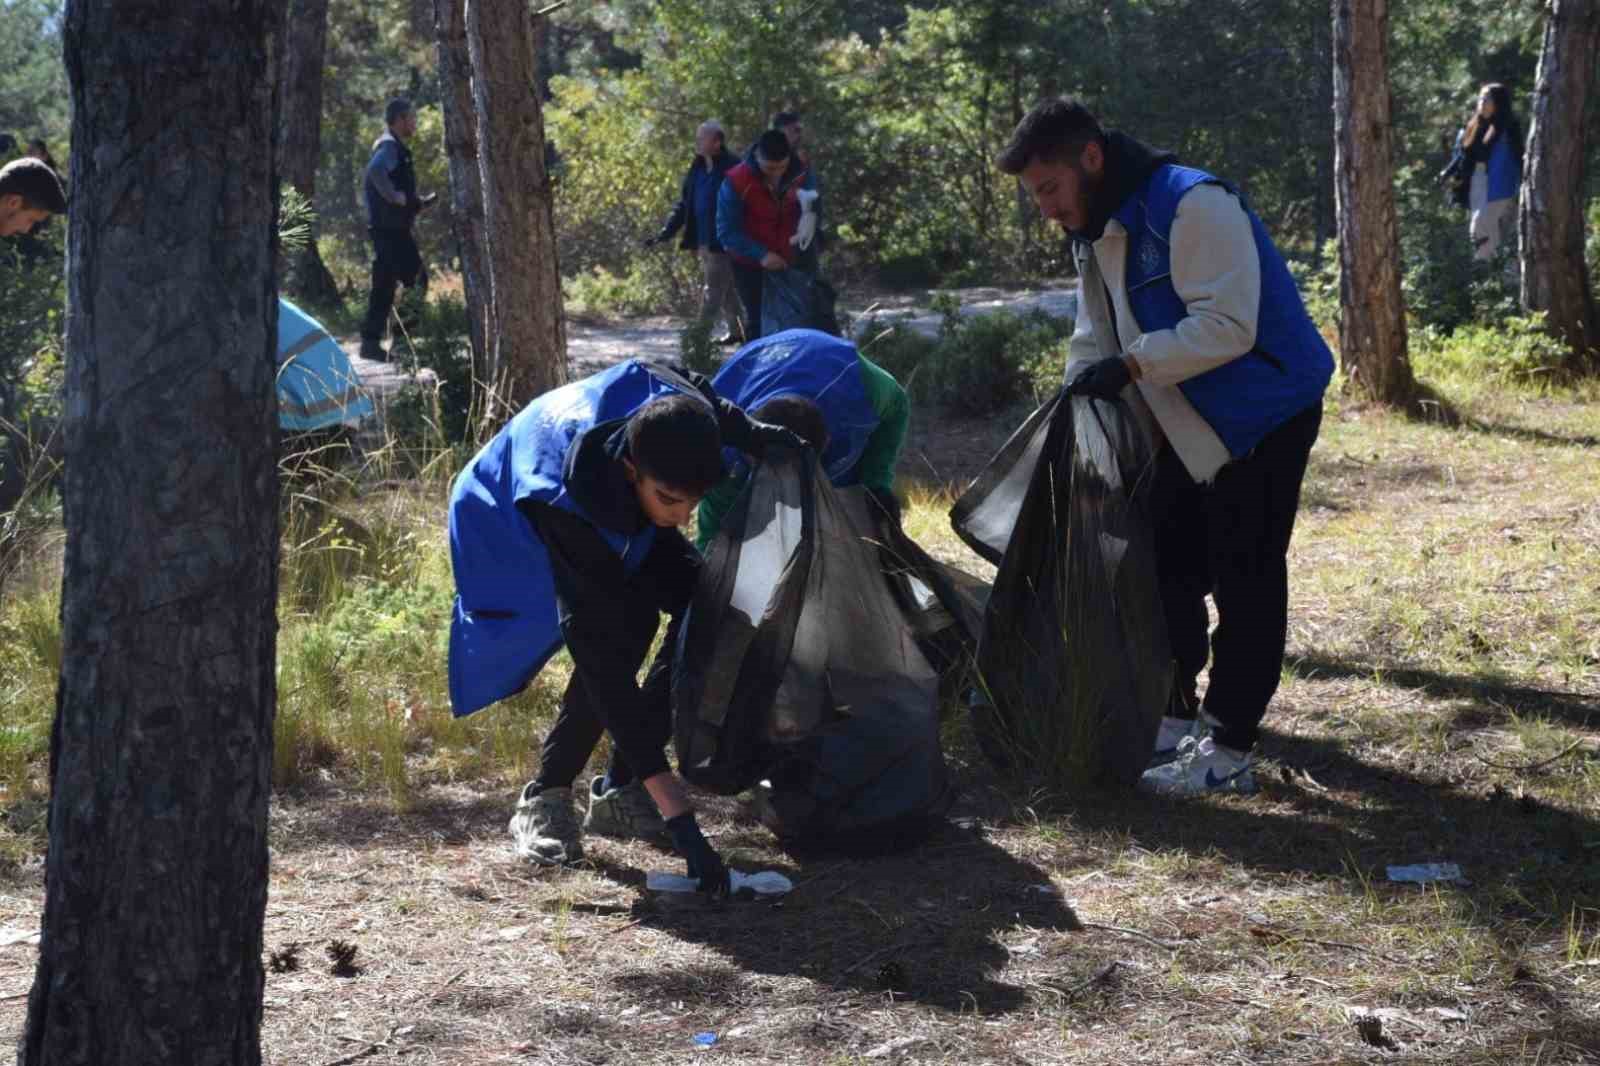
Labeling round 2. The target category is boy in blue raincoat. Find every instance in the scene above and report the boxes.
[448,361,797,894]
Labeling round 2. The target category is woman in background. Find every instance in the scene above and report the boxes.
[1460,83,1523,262]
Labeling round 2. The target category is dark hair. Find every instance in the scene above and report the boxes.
[996,97,1105,175]
[770,111,802,130]
[752,395,829,453]
[0,157,67,213]
[1465,83,1522,158]
[626,394,725,495]
[755,129,791,164]
[385,98,413,127]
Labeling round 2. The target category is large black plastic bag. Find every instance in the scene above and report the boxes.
[760,271,839,337]
[950,391,1171,787]
[674,448,967,851]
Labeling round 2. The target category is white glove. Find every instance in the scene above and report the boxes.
[791,188,819,251]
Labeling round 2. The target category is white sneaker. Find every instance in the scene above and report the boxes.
[1148,715,1205,768]
[1138,736,1257,797]
[508,784,583,865]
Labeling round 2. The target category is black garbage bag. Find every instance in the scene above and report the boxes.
[761,270,840,337]
[949,391,1171,787]
[674,448,979,852]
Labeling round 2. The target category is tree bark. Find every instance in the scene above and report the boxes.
[433,0,490,381]
[465,0,568,425]
[22,1,282,1063]
[280,0,342,311]
[1519,0,1600,372]
[1331,0,1414,405]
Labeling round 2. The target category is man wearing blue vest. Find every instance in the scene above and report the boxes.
[448,361,799,893]
[997,98,1332,797]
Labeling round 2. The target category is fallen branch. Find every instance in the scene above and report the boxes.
[1474,738,1588,773]
[317,1025,398,1066]
[1080,921,1183,952]
[1032,960,1120,1000]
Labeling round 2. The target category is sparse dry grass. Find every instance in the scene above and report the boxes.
[2,367,1599,1064]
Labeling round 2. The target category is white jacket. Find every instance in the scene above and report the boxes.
[1066,183,1262,484]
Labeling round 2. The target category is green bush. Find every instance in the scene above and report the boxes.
[863,306,1072,417]
[564,261,693,320]
[385,294,478,452]
[1411,312,1570,386]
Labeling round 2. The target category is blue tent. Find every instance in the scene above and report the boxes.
[276,298,375,432]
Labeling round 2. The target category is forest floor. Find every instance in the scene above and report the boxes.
[3,309,1600,1064]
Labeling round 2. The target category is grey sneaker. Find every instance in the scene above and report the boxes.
[1138,736,1258,797]
[583,776,669,844]
[508,783,582,865]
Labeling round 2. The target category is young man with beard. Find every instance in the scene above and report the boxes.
[996,98,1332,797]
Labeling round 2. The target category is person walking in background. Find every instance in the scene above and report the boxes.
[718,129,807,336]
[770,111,822,274]
[645,120,743,344]
[359,98,435,361]
[1460,83,1523,262]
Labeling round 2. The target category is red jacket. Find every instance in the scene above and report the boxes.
[720,161,803,269]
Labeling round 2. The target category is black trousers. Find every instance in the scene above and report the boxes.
[1149,403,1322,752]
[532,529,700,793]
[360,227,425,345]
[731,260,764,340]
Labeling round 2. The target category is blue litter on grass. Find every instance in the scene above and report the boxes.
[692,1031,718,1047]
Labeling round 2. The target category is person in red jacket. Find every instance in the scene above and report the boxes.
[716,129,807,338]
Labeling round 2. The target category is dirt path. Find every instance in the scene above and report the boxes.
[342,285,1077,489]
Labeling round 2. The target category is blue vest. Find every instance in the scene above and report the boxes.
[1486,136,1519,202]
[711,328,879,486]
[1113,165,1333,458]
[447,361,691,717]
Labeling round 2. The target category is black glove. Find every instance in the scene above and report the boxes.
[1064,356,1134,401]
[665,812,729,897]
[683,370,808,456]
[866,485,902,525]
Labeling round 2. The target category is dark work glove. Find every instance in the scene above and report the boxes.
[866,485,902,525]
[683,370,808,456]
[1064,356,1134,401]
[665,812,729,897]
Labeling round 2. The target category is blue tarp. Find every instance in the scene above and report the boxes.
[276,298,375,432]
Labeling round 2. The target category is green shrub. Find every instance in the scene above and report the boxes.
[864,307,1072,417]
[1412,313,1571,386]
[565,262,693,319]
[385,294,478,453]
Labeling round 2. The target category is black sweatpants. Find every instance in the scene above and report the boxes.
[360,227,425,345]
[1150,403,1322,753]
[731,260,765,340]
[529,511,702,793]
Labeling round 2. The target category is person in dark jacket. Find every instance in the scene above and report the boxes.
[448,360,803,894]
[646,120,743,344]
[997,97,1332,798]
[360,98,435,361]
[1460,83,1523,262]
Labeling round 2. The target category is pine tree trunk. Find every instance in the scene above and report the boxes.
[433,0,490,382]
[280,0,342,311]
[1331,0,1414,405]
[1519,0,1600,372]
[21,1,282,1063]
[465,0,568,425]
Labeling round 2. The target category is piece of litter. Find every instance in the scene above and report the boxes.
[691,1031,718,1047]
[646,870,793,897]
[495,925,530,942]
[1386,863,1466,885]
[0,928,40,949]
[1427,1007,1469,1023]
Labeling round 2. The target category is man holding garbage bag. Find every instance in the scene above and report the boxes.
[995,98,1331,797]
[717,129,822,336]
